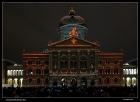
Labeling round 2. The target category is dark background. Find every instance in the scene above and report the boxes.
[2,2,137,64]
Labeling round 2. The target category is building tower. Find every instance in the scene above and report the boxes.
[58,7,88,40]
[48,7,100,87]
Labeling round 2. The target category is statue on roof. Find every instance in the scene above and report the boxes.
[48,40,53,45]
[69,27,78,37]
[23,49,26,53]
[93,40,99,45]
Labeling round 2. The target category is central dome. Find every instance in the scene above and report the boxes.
[58,7,86,28]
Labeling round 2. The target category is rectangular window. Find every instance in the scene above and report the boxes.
[100,69,102,74]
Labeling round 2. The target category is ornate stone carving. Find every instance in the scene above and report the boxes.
[69,27,78,37]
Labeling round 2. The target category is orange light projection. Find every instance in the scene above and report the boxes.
[71,38,77,44]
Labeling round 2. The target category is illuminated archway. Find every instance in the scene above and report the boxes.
[132,77,136,85]
[126,77,131,86]
[61,78,67,87]
[8,78,12,84]
[13,78,18,87]
[90,77,95,86]
[81,77,87,87]
[53,79,57,86]
[71,78,77,87]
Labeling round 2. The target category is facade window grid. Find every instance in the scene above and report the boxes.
[29,78,32,84]
[105,68,110,74]
[61,60,68,68]
[44,69,49,74]
[114,78,118,83]
[106,78,110,83]
[36,61,40,65]
[70,60,77,68]
[80,60,87,68]
[28,69,33,75]
[114,68,118,74]
[28,61,32,65]
[45,60,49,65]
[36,69,41,75]
[37,78,41,83]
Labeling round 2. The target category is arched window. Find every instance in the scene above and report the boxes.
[45,78,49,83]
[36,69,41,75]
[37,78,41,83]
[99,78,101,83]
[114,68,118,74]
[29,78,32,84]
[44,69,49,74]
[28,69,33,75]
[28,61,32,65]
[74,61,77,68]
[83,60,87,68]
[80,61,83,68]
[70,60,77,68]
[99,69,102,74]
[114,78,118,83]
[106,60,110,64]
[105,68,110,74]
[106,78,110,83]
[114,60,118,64]
[36,61,40,65]
[70,61,73,68]
[44,60,49,65]
[61,60,68,68]
[80,60,87,68]
[98,60,102,64]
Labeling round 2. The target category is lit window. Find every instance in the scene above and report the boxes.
[133,69,136,74]
[123,69,126,74]
[126,69,128,74]
[28,69,33,75]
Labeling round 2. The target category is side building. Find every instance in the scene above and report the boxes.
[22,51,49,86]
[123,58,138,87]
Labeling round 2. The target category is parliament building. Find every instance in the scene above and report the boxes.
[22,8,124,87]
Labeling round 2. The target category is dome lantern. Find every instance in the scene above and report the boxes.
[69,7,75,15]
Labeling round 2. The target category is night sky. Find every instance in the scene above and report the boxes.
[2,2,137,64]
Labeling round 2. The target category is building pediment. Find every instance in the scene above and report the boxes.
[48,36,100,48]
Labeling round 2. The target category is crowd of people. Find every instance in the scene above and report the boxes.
[2,85,137,97]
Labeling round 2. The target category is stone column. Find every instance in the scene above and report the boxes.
[94,50,99,86]
[21,79,23,87]
[49,51,52,73]
[77,50,80,74]
[42,67,44,75]
[87,50,90,73]
[34,68,36,75]
[68,50,70,74]
[58,51,60,73]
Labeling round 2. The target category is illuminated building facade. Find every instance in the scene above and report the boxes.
[123,60,137,86]
[6,64,23,87]
[22,8,124,87]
